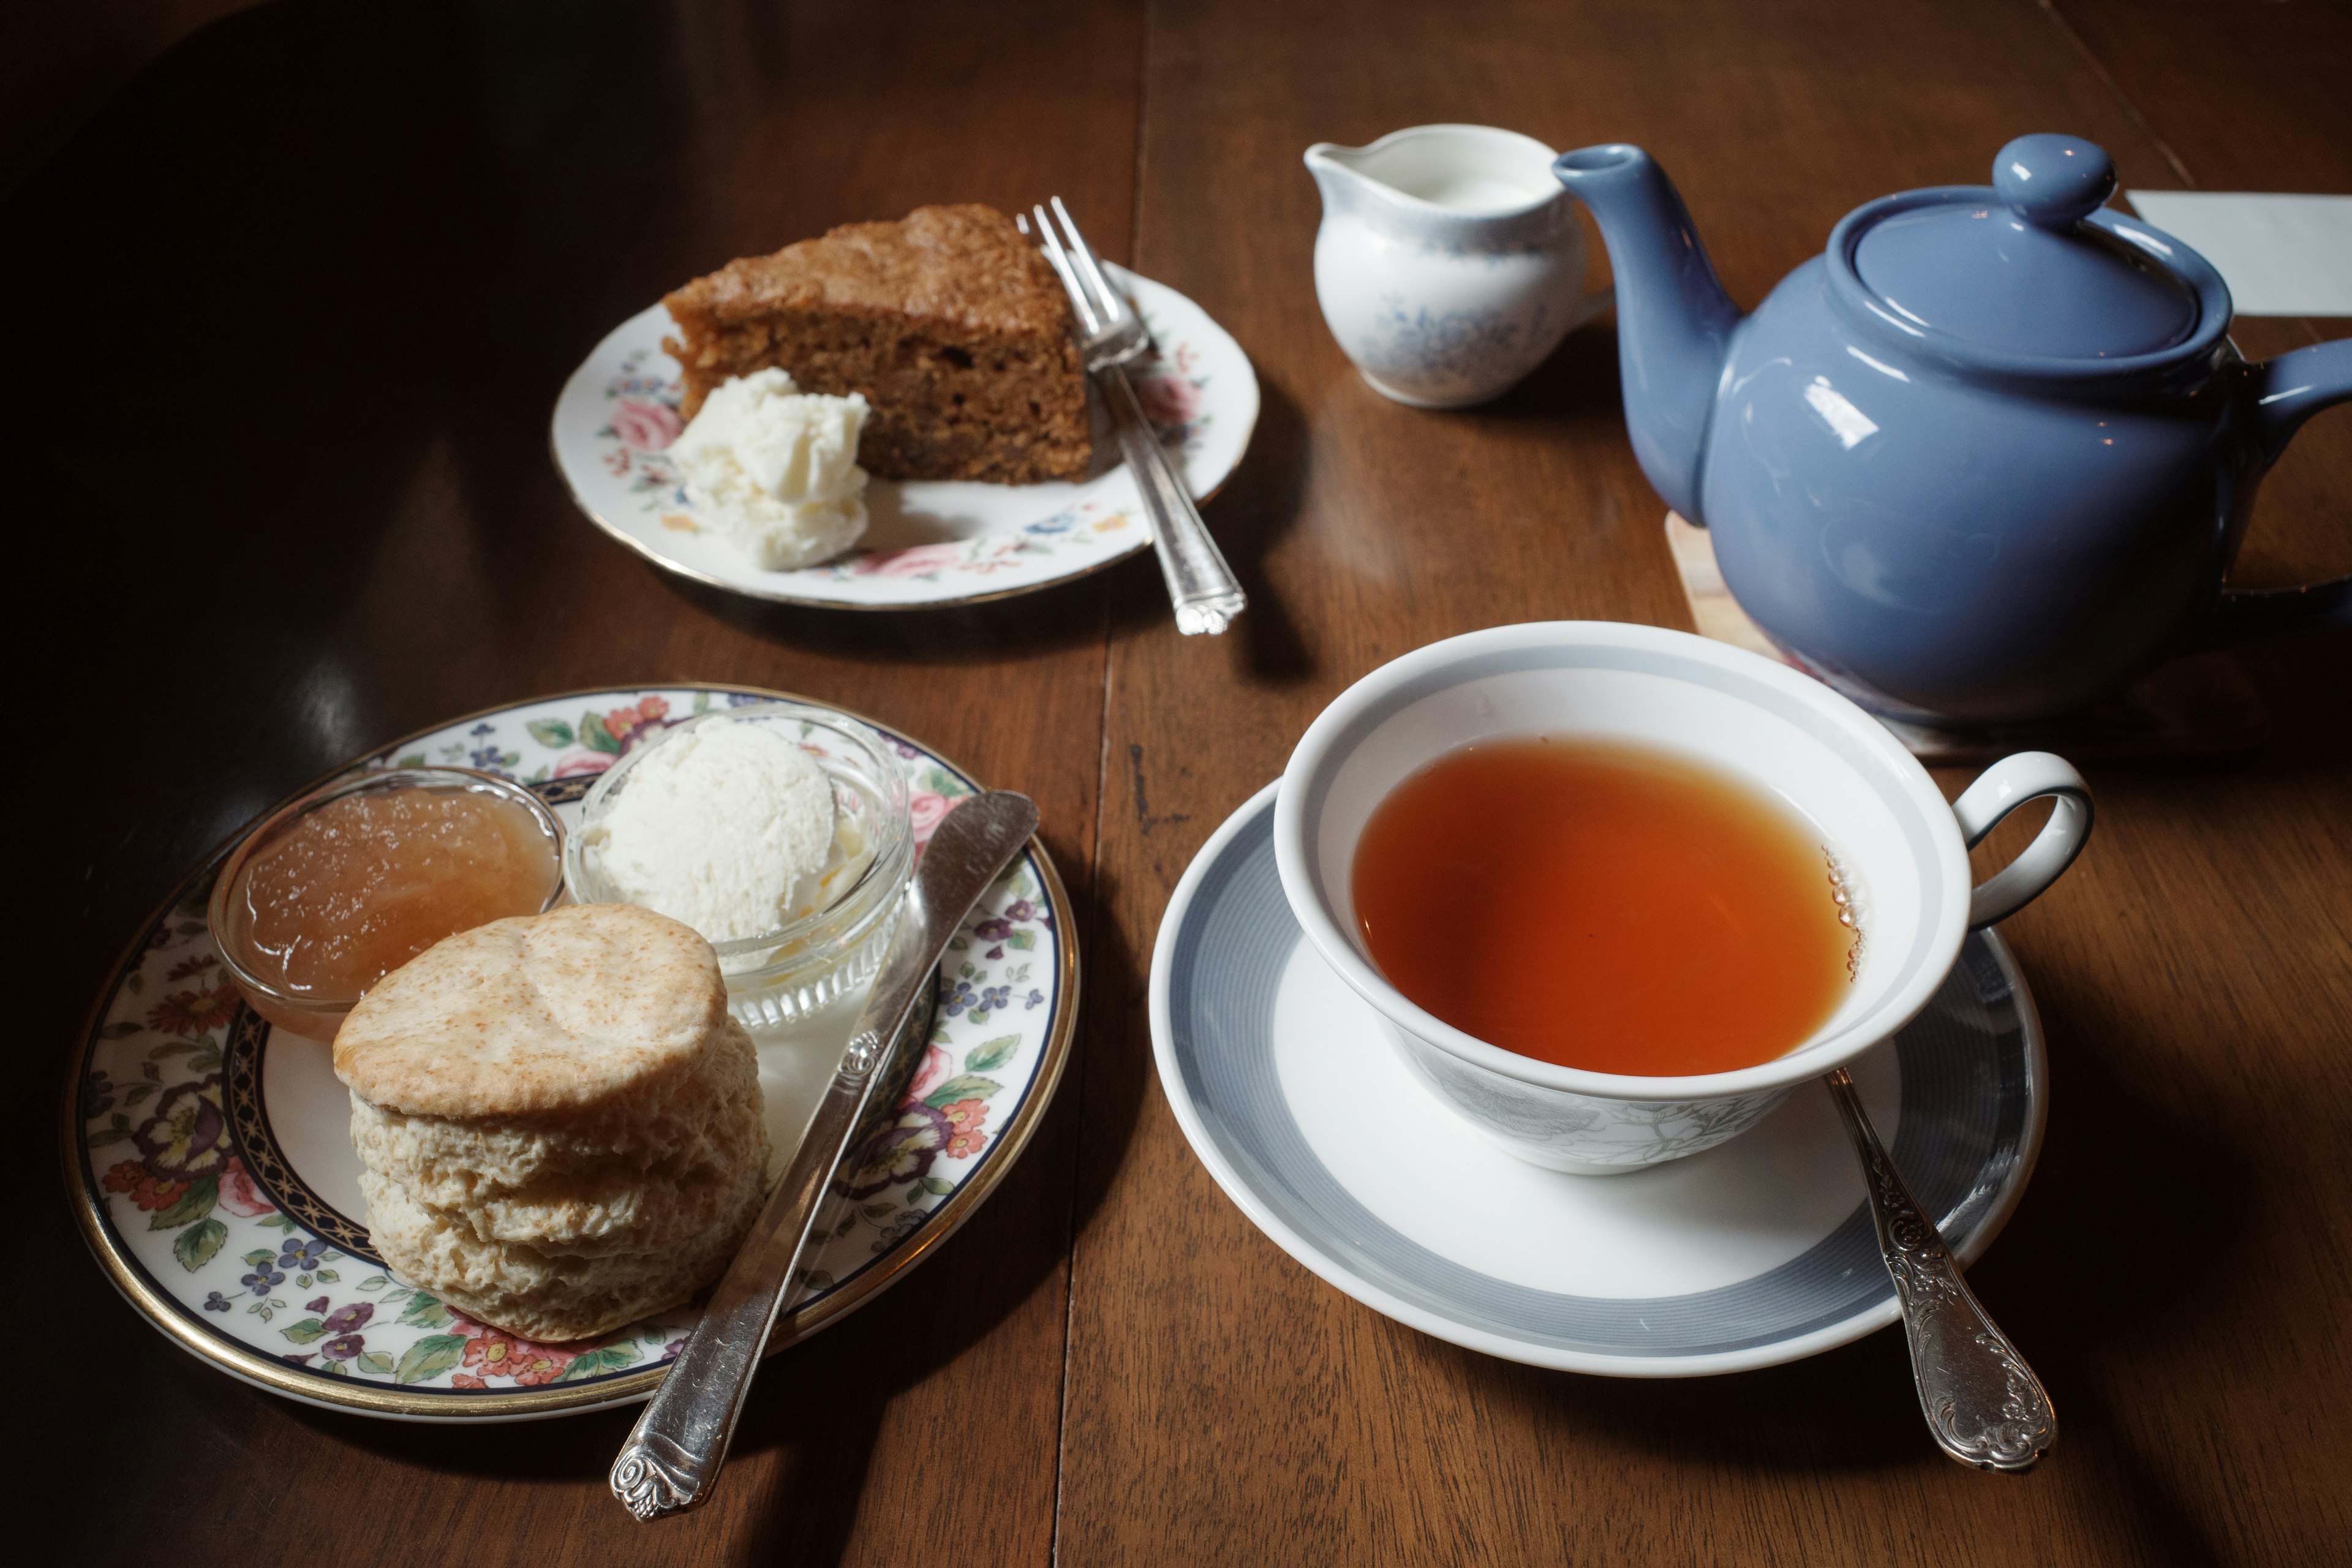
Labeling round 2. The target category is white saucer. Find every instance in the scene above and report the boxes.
[550,265,1257,609]
[1148,783,2046,1377]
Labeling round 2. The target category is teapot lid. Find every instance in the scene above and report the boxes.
[1849,135,2202,360]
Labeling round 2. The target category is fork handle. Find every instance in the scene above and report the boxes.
[1102,363,1246,636]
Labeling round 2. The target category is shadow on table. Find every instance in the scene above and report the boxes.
[1414,981,2256,1568]
[279,1091,1084,1562]
[276,877,1135,1566]
[645,373,1316,682]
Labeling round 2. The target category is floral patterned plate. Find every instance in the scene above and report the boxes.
[551,266,1257,609]
[1152,783,2046,1378]
[64,687,1079,1420]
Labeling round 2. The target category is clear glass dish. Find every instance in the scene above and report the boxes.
[208,767,567,1042]
[562,701,914,1042]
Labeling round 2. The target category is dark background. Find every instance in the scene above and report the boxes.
[13,2,2351,1563]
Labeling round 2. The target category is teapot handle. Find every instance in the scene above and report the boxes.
[1951,752,2094,929]
[2204,337,2352,647]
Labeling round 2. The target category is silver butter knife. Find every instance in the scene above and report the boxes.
[609,789,1042,1520]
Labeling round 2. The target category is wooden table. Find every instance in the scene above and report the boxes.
[20,1,2351,1561]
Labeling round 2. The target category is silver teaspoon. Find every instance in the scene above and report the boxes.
[1823,1067,2055,1471]
[609,790,1042,1521]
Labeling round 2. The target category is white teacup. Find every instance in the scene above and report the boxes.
[1273,621,2090,1174]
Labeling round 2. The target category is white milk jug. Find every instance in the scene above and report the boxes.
[1305,124,1610,408]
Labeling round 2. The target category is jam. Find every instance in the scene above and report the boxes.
[228,785,560,1004]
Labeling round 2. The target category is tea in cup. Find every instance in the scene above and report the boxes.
[1274,621,2090,1172]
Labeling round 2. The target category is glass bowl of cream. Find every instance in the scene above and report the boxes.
[563,701,914,1045]
[209,767,568,1042]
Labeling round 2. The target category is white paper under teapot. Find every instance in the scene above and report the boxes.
[1305,124,1611,408]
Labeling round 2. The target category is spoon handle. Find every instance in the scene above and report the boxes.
[1825,1067,2056,1472]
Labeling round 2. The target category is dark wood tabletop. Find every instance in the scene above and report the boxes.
[18,0,2352,1561]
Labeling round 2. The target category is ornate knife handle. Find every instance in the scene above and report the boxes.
[608,791,1041,1521]
[608,1042,888,1520]
[1825,1068,2056,1472]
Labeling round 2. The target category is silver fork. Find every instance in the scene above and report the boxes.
[1022,198,1246,636]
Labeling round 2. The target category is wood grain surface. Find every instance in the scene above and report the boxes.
[15,1,2350,1562]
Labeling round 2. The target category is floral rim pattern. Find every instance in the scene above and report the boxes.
[551,266,1258,609]
[63,687,1080,1420]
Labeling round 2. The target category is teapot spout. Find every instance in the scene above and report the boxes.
[1553,145,1741,522]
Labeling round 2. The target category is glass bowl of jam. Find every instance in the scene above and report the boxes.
[209,767,567,1041]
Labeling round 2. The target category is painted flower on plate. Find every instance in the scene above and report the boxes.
[461,1325,573,1386]
[147,985,238,1037]
[853,543,965,579]
[941,1098,989,1159]
[104,1159,190,1212]
[842,1103,951,1199]
[217,1154,275,1218]
[506,1347,575,1387]
[605,696,671,750]
[905,1043,951,1104]
[133,1077,228,1179]
[610,399,683,453]
[323,1303,374,1335]
[908,790,955,845]
[279,1236,329,1272]
[550,751,614,779]
[1134,372,1201,429]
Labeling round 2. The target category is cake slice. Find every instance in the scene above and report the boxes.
[663,204,1092,485]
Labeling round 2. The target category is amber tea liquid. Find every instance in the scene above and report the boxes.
[1351,737,1855,1076]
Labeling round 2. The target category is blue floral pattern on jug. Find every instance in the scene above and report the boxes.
[1348,297,1548,399]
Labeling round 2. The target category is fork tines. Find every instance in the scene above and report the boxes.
[1019,199,1136,350]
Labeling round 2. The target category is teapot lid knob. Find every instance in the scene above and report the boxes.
[1993,134,2117,227]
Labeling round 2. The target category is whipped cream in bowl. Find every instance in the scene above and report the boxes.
[565,701,914,1047]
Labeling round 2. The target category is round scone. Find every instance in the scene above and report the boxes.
[357,1173,757,1343]
[334,903,772,1342]
[347,1020,768,1254]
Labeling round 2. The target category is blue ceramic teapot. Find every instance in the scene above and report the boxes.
[1554,134,2352,723]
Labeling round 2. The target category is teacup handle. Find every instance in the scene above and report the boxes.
[1951,752,2094,928]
